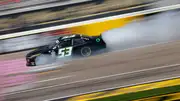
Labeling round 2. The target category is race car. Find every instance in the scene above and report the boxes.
[26,34,107,66]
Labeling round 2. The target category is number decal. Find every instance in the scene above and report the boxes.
[58,47,73,58]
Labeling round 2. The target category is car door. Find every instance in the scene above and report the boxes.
[57,39,73,58]
[72,38,86,47]
[71,38,88,55]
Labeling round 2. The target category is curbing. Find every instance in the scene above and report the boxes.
[46,77,180,101]
[90,85,180,101]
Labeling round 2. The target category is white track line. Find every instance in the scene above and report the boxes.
[6,63,69,76]
[45,76,180,101]
[32,75,74,84]
[1,75,74,94]
[2,75,74,95]
[2,63,180,96]
[26,64,68,73]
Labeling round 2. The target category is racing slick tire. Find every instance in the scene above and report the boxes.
[80,46,92,57]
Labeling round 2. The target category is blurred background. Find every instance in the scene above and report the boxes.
[0,0,159,54]
[0,0,180,101]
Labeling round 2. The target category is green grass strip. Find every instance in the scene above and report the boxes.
[90,85,180,101]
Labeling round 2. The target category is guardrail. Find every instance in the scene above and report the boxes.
[0,2,150,54]
[0,33,59,54]
[0,0,93,16]
[1,3,180,54]
[0,0,155,34]
[1,3,180,40]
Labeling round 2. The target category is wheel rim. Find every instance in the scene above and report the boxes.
[81,47,91,57]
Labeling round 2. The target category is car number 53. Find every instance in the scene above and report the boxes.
[58,47,73,58]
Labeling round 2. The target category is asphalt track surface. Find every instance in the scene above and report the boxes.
[0,40,180,101]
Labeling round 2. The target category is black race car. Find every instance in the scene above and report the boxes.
[26,34,106,66]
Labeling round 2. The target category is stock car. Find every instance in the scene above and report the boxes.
[26,34,107,66]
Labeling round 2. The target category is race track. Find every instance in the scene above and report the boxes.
[0,1,180,101]
[0,40,180,101]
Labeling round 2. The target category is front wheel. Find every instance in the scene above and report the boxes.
[80,46,92,57]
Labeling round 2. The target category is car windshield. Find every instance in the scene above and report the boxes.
[48,39,64,49]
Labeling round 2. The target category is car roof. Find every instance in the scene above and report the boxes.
[59,34,89,40]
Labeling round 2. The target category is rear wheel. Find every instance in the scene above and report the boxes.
[80,46,92,57]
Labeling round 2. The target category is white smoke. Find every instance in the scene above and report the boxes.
[35,53,73,66]
[35,54,57,66]
[102,10,180,51]
[34,11,180,65]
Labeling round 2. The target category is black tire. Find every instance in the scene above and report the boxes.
[80,46,92,57]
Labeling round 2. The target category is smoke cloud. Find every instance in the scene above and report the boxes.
[102,10,180,51]
[35,10,180,65]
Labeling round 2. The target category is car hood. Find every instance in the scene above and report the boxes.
[26,45,50,58]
